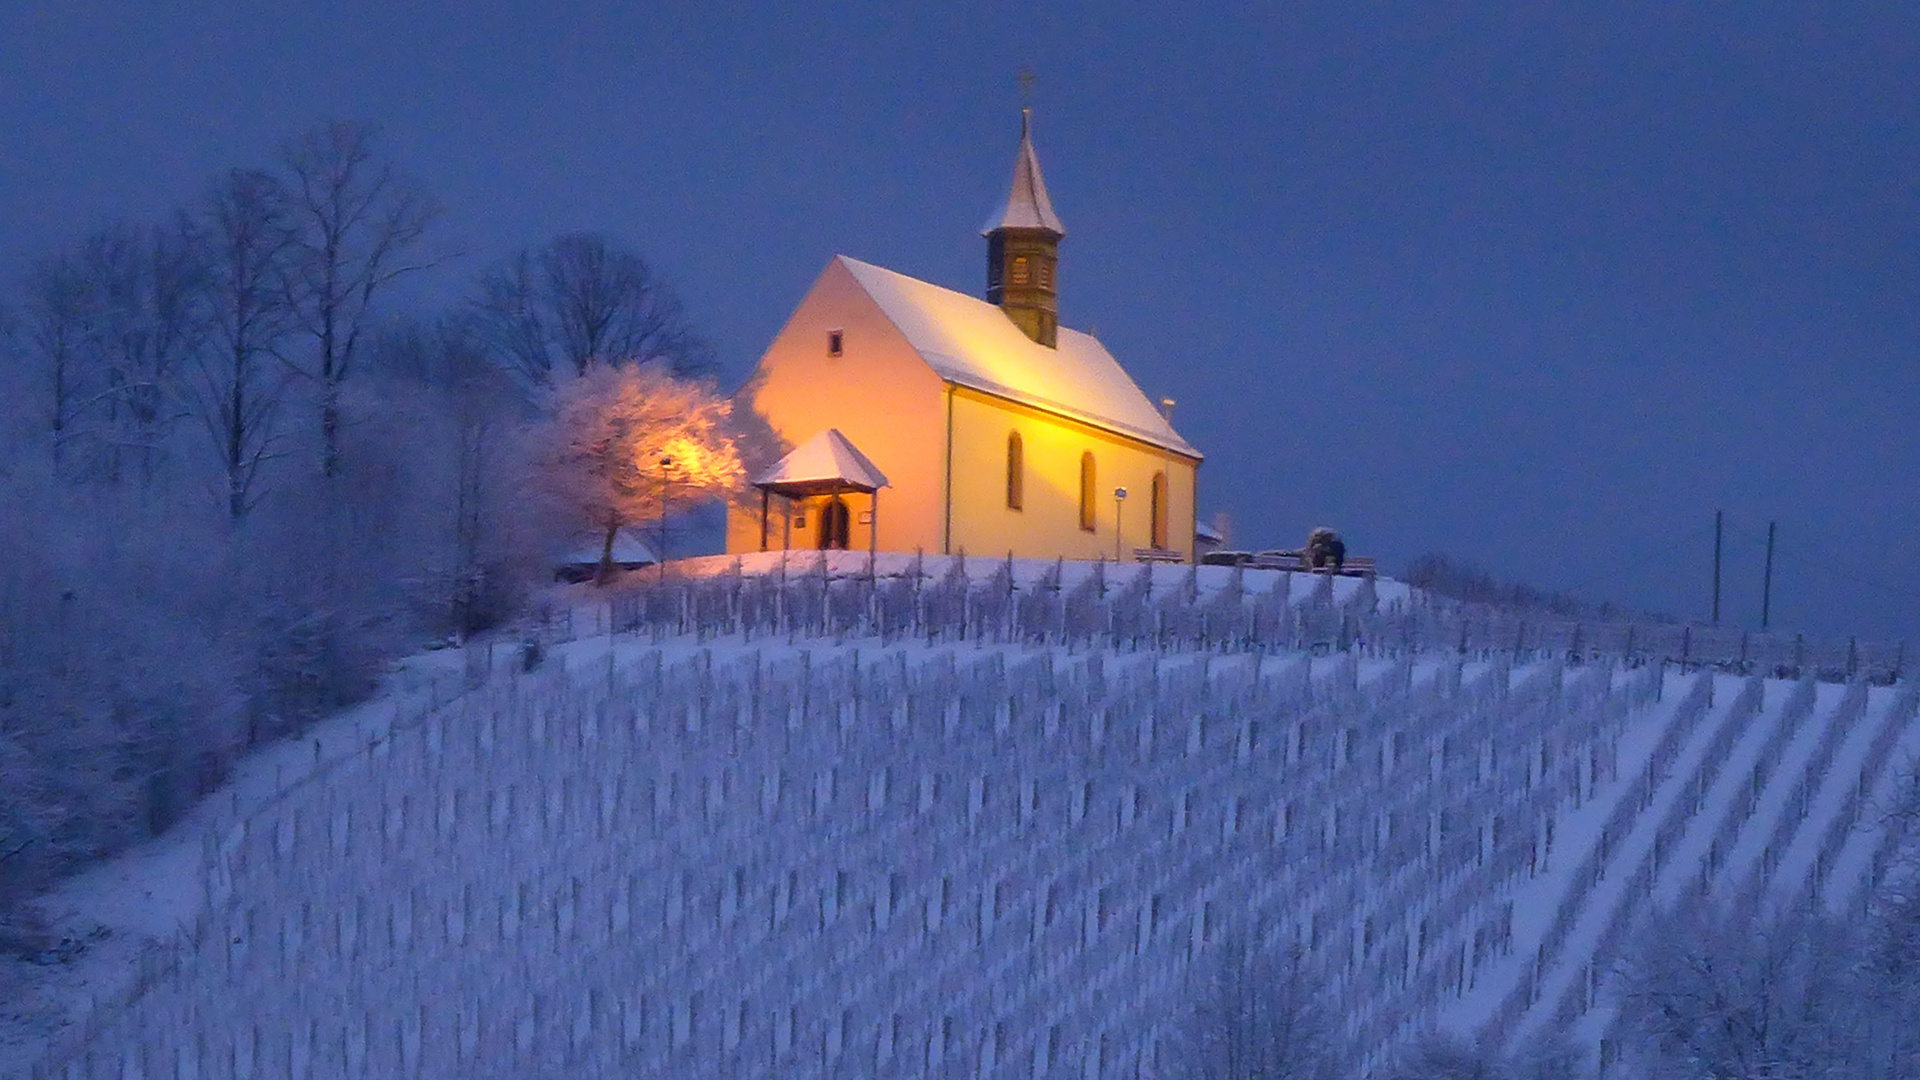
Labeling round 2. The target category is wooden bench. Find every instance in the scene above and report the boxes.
[1249,549,1378,578]
[1133,548,1185,564]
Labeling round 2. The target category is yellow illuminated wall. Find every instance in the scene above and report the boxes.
[946,387,1198,562]
[727,258,1199,562]
[726,259,947,556]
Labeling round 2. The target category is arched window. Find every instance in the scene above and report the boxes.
[1078,452,1097,532]
[1150,471,1170,550]
[1011,255,1030,285]
[1006,432,1024,510]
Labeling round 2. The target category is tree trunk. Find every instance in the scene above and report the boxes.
[321,384,341,478]
[597,512,619,585]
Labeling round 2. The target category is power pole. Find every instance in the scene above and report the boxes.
[1761,521,1776,630]
[1711,509,1723,626]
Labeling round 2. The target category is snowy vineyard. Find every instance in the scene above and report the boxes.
[595,551,1907,684]
[32,558,1920,1079]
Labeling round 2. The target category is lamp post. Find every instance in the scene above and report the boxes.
[1158,396,1176,552]
[1113,486,1128,562]
[658,455,673,582]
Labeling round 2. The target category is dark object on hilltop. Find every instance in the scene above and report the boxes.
[1200,550,1254,567]
[1306,528,1346,573]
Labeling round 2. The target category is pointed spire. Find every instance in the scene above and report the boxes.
[981,108,1065,237]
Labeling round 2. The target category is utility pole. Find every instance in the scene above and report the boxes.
[1711,509,1723,626]
[1761,521,1776,630]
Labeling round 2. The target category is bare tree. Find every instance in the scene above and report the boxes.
[185,169,298,520]
[368,317,529,634]
[471,232,713,386]
[280,121,438,476]
[71,221,207,485]
[1159,935,1346,1080]
[18,250,98,472]
[1613,903,1873,1080]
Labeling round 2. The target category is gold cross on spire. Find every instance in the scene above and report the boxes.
[1017,67,1035,106]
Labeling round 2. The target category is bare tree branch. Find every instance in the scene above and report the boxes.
[182,168,300,520]
[470,232,713,388]
[280,120,441,476]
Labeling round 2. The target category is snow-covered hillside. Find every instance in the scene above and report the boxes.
[22,556,1920,1079]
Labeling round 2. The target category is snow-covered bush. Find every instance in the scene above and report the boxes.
[0,485,243,907]
[1157,935,1347,1080]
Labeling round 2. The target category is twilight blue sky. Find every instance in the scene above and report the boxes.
[3,1,1917,641]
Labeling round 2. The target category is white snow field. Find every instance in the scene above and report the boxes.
[23,553,1919,1079]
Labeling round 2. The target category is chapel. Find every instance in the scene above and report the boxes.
[725,112,1202,562]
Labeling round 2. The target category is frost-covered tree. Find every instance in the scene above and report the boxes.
[470,232,713,386]
[0,477,243,910]
[18,248,102,473]
[1372,1032,1508,1080]
[364,318,535,635]
[1612,902,1903,1080]
[1372,1031,1589,1080]
[528,362,744,581]
[67,222,205,485]
[13,223,206,486]
[1159,935,1346,1080]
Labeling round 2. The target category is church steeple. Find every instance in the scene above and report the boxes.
[982,108,1064,348]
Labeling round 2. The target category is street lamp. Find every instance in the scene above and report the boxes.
[1158,397,1176,552]
[1113,485,1128,562]
[658,455,674,582]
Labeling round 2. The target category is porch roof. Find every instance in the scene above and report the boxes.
[751,428,890,498]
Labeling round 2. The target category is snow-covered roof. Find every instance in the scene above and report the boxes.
[556,528,656,566]
[752,428,890,494]
[1195,520,1225,543]
[980,110,1065,237]
[837,257,1200,458]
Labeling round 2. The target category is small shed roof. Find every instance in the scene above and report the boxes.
[556,528,656,566]
[752,428,890,497]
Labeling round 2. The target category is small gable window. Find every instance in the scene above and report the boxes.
[1006,431,1024,510]
[827,329,844,357]
[1078,451,1097,532]
[1011,256,1030,286]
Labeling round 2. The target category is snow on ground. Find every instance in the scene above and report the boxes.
[669,548,1413,611]
[4,557,1913,1079]
[1445,670,1711,1042]
[0,647,487,1080]
[1716,683,1851,902]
